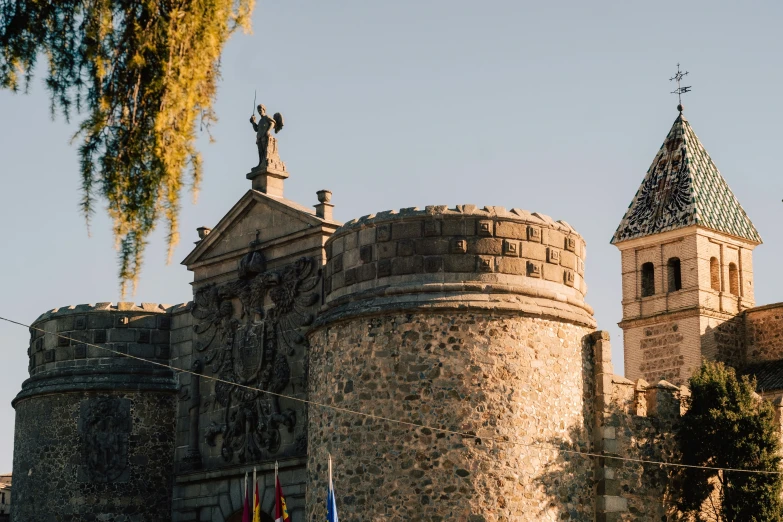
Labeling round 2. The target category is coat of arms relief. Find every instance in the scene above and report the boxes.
[191,253,320,463]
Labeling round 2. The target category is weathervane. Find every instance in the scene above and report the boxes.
[669,63,691,112]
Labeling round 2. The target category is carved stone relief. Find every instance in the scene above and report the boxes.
[78,397,131,483]
[191,255,320,464]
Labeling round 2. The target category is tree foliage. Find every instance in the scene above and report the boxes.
[0,0,254,296]
[677,361,783,522]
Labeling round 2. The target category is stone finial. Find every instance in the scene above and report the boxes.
[315,190,334,220]
[196,227,212,240]
[317,190,332,204]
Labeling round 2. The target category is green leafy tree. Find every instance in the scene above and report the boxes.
[0,0,254,295]
[677,361,783,521]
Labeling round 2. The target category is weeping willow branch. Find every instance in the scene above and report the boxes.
[0,0,255,297]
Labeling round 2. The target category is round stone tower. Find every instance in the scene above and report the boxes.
[11,303,178,522]
[307,206,597,521]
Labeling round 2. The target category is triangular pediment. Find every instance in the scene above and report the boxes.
[612,113,760,245]
[182,190,337,268]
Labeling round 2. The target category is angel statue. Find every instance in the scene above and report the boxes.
[249,104,284,167]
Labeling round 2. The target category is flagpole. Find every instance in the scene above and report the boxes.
[243,471,249,522]
[326,453,337,522]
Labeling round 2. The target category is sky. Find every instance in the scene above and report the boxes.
[1,0,782,473]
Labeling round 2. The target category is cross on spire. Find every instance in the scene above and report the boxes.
[670,63,691,112]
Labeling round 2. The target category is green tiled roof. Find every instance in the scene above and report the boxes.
[611,113,761,245]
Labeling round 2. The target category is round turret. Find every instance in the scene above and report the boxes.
[11,302,177,521]
[306,206,597,520]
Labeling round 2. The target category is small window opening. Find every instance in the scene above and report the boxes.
[710,257,720,291]
[729,262,739,295]
[667,258,682,292]
[641,262,655,297]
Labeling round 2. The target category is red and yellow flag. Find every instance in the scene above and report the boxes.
[253,474,261,522]
[275,475,291,522]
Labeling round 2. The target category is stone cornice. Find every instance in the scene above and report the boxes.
[618,305,738,329]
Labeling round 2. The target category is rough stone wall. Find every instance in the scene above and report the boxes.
[703,314,746,367]
[593,332,685,522]
[308,205,597,521]
[11,304,177,522]
[744,303,783,364]
[308,311,595,521]
[12,390,176,521]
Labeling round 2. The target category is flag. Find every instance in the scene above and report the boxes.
[242,472,251,522]
[327,455,338,522]
[275,462,291,522]
[253,467,261,522]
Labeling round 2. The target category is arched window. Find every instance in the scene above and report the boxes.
[667,258,682,292]
[641,262,655,297]
[710,257,720,291]
[729,262,739,295]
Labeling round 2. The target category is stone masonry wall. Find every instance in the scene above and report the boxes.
[593,332,686,522]
[307,205,597,521]
[11,303,178,522]
[308,311,596,522]
[622,316,701,385]
[12,390,176,522]
[744,303,783,364]
[324,205,590,324]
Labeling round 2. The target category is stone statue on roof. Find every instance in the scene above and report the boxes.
[249,104,285,169]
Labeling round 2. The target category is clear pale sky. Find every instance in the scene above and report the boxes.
[1,1,782,473]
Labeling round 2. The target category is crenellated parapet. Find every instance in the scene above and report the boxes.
[322,204,594,327]
[18,302,175,397]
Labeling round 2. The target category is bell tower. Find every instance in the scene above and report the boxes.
[612,106,761,384]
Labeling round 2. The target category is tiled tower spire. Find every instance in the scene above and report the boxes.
[612,113,761,245]
[613,108,760,384]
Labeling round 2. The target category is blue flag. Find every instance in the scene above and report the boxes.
[327,456,338,522]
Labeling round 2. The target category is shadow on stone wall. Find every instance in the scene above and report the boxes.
[534,425,596,521]
[705,315,746,368]
[534,334,596,520]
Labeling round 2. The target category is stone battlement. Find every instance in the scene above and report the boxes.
[19,302,181,400]
[323,204,593,327]
[337,204,583,237]
[33,301,176,323]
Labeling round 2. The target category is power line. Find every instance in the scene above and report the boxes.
[1,313,780,475]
